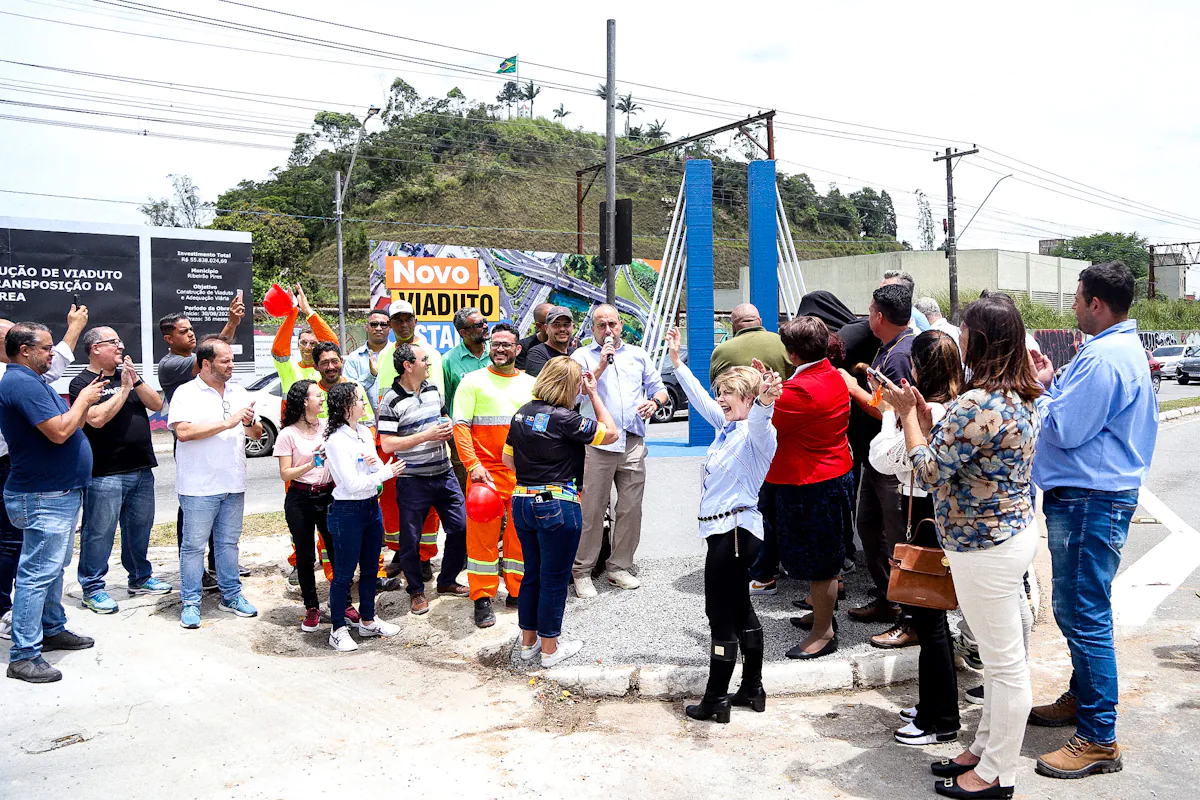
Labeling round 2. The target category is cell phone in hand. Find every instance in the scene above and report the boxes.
[866,366,898,391]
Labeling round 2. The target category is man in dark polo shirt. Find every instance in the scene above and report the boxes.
[0,323,104,683]
[839,283,916,640]
[379,342,469,616]
[524,306,578,377]
[71,326,172,616]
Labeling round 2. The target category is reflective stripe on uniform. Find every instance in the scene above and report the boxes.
[420,530,439,545]
[501,558,524,576]
[469,415,518,426]
[467,557,499,575]
[384,530,400,547]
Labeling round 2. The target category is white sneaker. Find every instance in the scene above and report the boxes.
[0,610,11,640]
[518,635,542,661]
[573,576,597,598]
[355,618,400,638]
[606,569,641,590]
[900,706,918,721]
[893,721,958,746]
[749,579,778,596]
[541,639,583,668]
[328,626,358,652]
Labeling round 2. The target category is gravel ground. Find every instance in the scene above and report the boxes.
[505,551,960,674]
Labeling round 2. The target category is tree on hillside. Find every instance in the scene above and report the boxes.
[818,186,860,232]
[312,111,362,149]
[210,204,313,300]
[552,103,570,120]
[645,119,669,140]
[595,84,609,102]
[288,132,317,167]
[520,81,542,118]
[496,81,520,119]
[849,187,898,238]
[1051,232,1149,278]
[383,78,420,126]
[915,189,937,250]
[616,93,642,134]
[139,174,213,228]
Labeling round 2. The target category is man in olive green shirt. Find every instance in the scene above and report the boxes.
[442,307,490,412]
[708,303,793,383]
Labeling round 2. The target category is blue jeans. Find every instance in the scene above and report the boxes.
[4,488,83,663]
[328,498,384,630]
[1045,486,1138,744]
[179,493,245,607]
[511,495,583,639]
[394,472,468,594]
[78,469,156,596]
[0,457,22,615]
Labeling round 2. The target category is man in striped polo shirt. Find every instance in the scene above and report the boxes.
[379,342,469,616]
[452,323,535,628]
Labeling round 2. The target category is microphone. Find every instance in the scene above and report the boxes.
[604,335,615,364]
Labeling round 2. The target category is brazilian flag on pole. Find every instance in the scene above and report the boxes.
[497,56,517,74]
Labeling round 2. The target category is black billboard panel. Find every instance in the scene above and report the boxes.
[0,228,143,360]
[150,238,253,364]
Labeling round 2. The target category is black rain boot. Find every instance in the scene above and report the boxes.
[685,638,737,723]
[730,627,766,712]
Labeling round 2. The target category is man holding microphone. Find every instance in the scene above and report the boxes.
[570,304,668,598]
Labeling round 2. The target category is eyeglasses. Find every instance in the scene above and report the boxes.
[490,341,516,350]
[221,400,231,420]
[96,337,123,347]
[367,321,389,328]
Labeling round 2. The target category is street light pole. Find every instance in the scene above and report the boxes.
[956,173,1013,243]
[335,104,381,346]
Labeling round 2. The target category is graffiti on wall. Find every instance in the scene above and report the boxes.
[1033,328,1200,369]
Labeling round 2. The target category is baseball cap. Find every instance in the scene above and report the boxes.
[388,300,415,318]
[546,306,573,323]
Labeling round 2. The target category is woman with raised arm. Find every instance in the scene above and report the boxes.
[322,382,406,653]
[663,327,782,724]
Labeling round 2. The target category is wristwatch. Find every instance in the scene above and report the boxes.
[652,397,664,410]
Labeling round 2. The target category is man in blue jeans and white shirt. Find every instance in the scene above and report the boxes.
[0,306,86,641]
[71,326,172,615]
[1029,261,1158,779]
[0,322,104,683]
[168,336,263,629]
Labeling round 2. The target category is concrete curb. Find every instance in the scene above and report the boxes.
[536,649,919,699]
[1159,404,1200,422]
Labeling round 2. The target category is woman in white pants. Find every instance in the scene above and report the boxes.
[885,293,1043,800]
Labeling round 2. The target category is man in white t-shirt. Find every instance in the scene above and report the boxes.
[168,336,263,630]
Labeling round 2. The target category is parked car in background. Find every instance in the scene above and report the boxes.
[1176,348,1200,386]
[1146,350,1162,393]
[1150,345,1198,379]
[241,373,282,457]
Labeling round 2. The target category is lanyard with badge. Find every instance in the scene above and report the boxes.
[869,331,914,408]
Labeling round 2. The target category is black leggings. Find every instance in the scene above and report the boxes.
[704,528,762,641]
[906,494,960,733]
[284,485,334,610]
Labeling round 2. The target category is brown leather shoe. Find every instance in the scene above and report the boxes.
[1036,736,1122,779]
[409,592,430,615]
[436,583,469,598]
[1029,691,1078,727]
[870,623,919,649]
[848,599,901,624]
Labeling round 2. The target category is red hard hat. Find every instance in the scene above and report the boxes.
[466,482,503,523]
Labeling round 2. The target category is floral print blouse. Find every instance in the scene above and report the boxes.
[908,388,1041,552]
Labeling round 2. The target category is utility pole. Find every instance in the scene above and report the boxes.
[933,146,979,322]
[604,19,617,305]
[1148,244,1157,299]
[334,105,381,346]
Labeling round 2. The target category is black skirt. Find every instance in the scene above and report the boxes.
[760,471,855,581]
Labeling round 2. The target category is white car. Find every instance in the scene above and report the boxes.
[240,373,283,457]
[1150,345,1199,379]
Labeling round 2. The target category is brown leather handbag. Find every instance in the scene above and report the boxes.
[886,476,958,611]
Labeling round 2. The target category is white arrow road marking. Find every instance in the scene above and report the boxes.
[1112,487,1200,626]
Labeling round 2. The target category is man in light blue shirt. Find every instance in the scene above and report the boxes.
[1029,261,1158,779]
[569,304,668,597]
[342,309,391,418]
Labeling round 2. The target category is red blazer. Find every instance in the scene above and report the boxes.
[766,359,853,486]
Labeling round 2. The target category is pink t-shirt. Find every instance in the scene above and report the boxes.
[275,421,331,485]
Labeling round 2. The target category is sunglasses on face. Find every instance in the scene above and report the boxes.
[464,320,488,330]
[367,321,389,328]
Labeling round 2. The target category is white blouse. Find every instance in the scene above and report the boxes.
[325,424,386,501]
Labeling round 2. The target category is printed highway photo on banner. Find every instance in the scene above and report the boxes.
[368,241,661,352]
